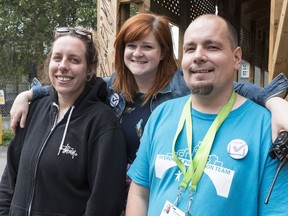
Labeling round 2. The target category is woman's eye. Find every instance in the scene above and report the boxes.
[143,45,152,50]
[52,56,62,61]
[70,57,80,64]
[126,43,136,48]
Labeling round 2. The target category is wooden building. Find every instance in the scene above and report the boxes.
[97,0,288,85]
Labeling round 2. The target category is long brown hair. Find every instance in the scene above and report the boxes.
[114,13,178,104]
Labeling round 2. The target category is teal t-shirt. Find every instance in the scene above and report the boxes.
[128,95,288,216]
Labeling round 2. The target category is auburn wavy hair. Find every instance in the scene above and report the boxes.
[114,13,178,105]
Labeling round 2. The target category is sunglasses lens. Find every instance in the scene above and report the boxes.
[75,29,92,41]
[75,30,89,36]
[55,27,92,41]
[56,27,70,33]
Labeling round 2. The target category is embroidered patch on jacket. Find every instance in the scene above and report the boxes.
[110,93,120,107]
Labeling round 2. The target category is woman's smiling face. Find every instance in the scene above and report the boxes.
[124,32,163,81]
[49,36,88,100]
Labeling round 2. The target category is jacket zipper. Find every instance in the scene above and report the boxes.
[26,117,58,216]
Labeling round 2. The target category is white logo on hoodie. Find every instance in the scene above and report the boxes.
[58,144,78,159]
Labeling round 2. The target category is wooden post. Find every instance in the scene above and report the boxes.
[96,0,119,77]
[269,0,283,80]
[268,0,288,81]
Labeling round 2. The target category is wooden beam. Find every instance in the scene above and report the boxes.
[137,0,150,12]
[269,0,283,62]
[269,0,288,81]
[120,0,149,12]
[96,0,119,77]
[119,0,143,3]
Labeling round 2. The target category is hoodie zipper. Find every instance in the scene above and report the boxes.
[26,113,58,216]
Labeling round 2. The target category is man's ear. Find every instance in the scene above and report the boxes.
[233,46,242,70]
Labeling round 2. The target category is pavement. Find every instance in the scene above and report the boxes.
[0,145,8,179]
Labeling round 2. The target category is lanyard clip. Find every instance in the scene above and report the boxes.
[173,186,185,207]
[185,190,196,215]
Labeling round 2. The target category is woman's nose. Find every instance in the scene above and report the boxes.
[58,60,69,73]
[133,47,144,57]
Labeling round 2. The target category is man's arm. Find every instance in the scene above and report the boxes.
[233,73,288,107]
[265,97,288,141]
[234,73,288,141]
[10,90,32,133]
[126,182,150,216]
[10,85,49,133]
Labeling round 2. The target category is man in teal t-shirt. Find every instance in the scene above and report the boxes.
[126,14,288,216]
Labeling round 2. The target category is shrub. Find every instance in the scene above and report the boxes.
[2,129,14,146]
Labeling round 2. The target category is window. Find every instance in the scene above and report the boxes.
[240,61,250,78]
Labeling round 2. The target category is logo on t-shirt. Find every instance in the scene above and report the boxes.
[155,143,235,198]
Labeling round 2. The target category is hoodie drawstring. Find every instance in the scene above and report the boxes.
[57,105,75,155]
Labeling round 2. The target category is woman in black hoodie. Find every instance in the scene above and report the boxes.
[0,27,127,216]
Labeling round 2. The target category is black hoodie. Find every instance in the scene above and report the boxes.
[0,75,127,216]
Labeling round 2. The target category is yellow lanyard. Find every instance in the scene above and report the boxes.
[172,91,236,191]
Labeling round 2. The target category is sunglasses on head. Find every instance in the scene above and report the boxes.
[54,27,93,41]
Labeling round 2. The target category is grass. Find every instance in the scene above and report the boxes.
[1,129,14,146]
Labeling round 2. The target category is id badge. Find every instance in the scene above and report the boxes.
[160,200,185,216]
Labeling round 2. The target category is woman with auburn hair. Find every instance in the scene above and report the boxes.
[106,13,189,165]
[113,13,177,105]
[8,12,288,205]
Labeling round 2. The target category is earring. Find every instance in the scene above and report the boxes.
[86,74,92,81]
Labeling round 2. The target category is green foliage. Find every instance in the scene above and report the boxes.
[2,129,14,146]
[0,0,97,81]
[130,4,139,16]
